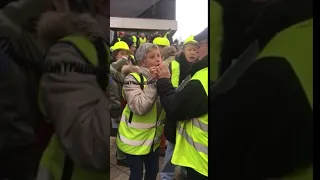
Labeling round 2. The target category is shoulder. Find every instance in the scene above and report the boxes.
[45,42,87,64]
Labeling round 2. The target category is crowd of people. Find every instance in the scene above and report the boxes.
[109,28,208,180]
[0,0,208,179]
[0,0,313,180]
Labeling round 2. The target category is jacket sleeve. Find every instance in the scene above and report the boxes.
[123,75,158,116]
[41,43,110,170]
[157,78,208,121]
[109,79,122,119]
[110,57,128,73]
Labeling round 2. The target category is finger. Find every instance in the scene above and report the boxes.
[150,67,157,71]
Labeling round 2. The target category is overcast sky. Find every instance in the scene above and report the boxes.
[173,0,208,41]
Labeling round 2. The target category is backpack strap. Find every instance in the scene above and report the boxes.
[128,73,146,123]
[91,38,109,91]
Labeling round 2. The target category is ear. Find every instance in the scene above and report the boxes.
[139,59,146,67]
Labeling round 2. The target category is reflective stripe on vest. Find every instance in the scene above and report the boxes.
[171,67,209,177]
[170,60,180,87]
[258,19,313,180]
[120,115,164,129]
[139,37,147,44]
[39,36,110,180]
[117,72,165,155]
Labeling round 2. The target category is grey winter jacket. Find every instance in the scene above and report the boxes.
[110,57,128,122]
[121,65,163,119]
[36,12,110,174]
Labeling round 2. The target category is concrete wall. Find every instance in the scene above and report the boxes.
[138,0,176,20]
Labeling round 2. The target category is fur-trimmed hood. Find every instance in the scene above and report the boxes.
[121,65,153,80]
[37,11,105,50]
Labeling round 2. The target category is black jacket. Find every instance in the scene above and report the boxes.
[161,53,192,143]
[210,0,313,179]
[157,56,208,143]
[0,0,48,178]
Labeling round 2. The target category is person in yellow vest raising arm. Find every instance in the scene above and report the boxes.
[110,41,131,167]
[153,37,170,53]
[152,28,209,180]
[117,43,166,180]
[121,36,138,65]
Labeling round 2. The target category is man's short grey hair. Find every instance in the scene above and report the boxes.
[135,43,159,63]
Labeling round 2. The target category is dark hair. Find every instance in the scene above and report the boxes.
[0,0,18,8]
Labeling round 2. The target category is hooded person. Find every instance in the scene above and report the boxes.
[35,11,111,180]
[153,37,170,53]
[109,40,131,167]
[120,35,137,65]
[0,0,67,179]
[116,43,166,180]
[162,45,177,67]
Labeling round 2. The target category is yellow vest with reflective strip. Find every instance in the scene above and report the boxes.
[39,35,110,180]
[258,19,313,180]
[116,73,165,155]
[139,37,147,44]
[170,60,180,88]
[171,67,208,177]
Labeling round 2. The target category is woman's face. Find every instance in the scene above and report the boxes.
[141,47,162,68]
[115,50,129,61]
[183,44,198,62]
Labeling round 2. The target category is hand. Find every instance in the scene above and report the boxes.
[149,66,159,79]
[157,64,171,79]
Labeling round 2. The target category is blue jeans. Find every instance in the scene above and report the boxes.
[126,148,159,180]
[160,141,176,180]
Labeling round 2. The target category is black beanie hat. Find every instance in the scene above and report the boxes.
[194,27,208,42]
[120,35,134,48]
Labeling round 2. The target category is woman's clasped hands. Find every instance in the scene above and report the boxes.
[149,63,171,79]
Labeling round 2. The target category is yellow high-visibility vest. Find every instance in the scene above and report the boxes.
[171,67,209,177]
[139,37,147,44]
[258,19,313,180]
[170,60,180,88]
[116,73,165,155]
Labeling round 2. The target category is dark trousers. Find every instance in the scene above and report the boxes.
[0,144,40,180]
[126,148,159,180]
[186,167,208,180]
